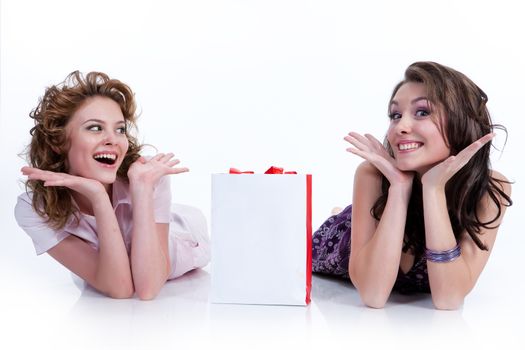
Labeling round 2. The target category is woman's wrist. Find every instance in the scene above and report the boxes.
[129,179,155,198]
[89,191,113,213]
[425,244,461,263]
[85,182,109,201]
[388,183,412,201]
[422,183,446,198]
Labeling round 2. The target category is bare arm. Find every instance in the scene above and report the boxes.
[421,134,511,309]
[127,153,188,300]
[345,133,414,308]
[349,163,411,307]
[23,167,134,298]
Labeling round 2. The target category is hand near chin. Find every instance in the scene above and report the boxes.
[127,153,189,187]
[421,133,495,189]
[21,166,106,200]
[344,132,414,188]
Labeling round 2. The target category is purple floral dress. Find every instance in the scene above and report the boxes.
[312,204,430,294]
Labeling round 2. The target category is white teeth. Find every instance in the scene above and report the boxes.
[93,153,117,160]
[399,143,421,151]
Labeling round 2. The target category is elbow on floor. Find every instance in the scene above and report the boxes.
[135,286,161,301]
[361,292,389,309]
[106,286,135,299]
[432,295,464,310]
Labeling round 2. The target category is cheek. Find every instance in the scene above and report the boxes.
[66,142,81,162]
[66,146,85,174]
[122,138,130,153]
[438,141,451,158]
[386,126,395,146]
[428,132,451,158]
[421,122,446,143]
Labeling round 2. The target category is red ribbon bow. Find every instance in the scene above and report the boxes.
[229,166,297,174]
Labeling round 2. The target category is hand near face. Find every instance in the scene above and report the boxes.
[21,167,107,200]
[345,132,414,189]
[127,153,189,187]
[421,133,495,189]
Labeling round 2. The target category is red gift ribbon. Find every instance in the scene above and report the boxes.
[229,168,254,174]
[264,166,297,174]
[229,166,297,174]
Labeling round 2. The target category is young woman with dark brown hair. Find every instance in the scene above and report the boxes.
[312,62,512,309]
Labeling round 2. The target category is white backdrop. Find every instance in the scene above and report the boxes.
[1,0,524,344]
[3,0,523,228]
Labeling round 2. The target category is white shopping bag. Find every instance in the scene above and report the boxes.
[211,168,312,306]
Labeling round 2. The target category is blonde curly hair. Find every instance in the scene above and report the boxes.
[26,71,142,230]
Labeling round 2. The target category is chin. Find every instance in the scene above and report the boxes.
[87,172,118,185]
[394,161,414,172]
[99,176,117,184]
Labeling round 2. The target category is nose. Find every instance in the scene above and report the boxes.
[394,115,412,135]
[103,130,118,145]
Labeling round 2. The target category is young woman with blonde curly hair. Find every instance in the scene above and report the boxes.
[15,71,210,300]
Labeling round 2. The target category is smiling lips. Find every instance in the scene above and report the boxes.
[93,152,118,166]
[398,142,423,152]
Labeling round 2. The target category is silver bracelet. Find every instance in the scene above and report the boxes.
[425,244,461,263]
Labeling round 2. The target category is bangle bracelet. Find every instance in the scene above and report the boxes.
[425,244,461,263]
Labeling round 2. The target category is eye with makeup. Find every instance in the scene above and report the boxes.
[414,99,432,118]
[415,108,430,117]
[86,124,126,134]
[388,111,402,121]
[87,124,103,132]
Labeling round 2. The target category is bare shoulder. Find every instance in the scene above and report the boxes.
[355,161,382,182]
[353,161,383,200]
[490,170,512,196]
[477,170,512,220]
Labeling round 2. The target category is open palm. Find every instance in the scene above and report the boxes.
[127,153,189,186]
[421,133,494,189]
[21,167,106,199]
[345,132,414,187]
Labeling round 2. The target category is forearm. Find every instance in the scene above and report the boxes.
[91,193,134,298]
[130,184,170,300]
[423,187,472,309]
[351,186,410,306]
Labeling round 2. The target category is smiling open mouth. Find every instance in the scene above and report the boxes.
[398,142,423,151]
[93,153,117,165]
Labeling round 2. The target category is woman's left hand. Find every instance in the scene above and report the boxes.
[127,153,189,186]
[421,133,494,189]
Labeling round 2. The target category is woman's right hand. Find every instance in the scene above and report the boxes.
[344,132,414,189]
[21,167,107,201]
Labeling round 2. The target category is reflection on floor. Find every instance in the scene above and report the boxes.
[1,253,523,350]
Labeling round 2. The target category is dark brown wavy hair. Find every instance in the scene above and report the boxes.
[372,61,512,257]
[25,71,142,230]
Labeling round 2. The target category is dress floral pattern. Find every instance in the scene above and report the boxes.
[312,204,430,294]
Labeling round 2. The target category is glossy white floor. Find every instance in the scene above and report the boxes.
[1,213,523,350]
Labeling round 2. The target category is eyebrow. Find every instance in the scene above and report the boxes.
[390,96,429,107]
[82,118,126,125]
